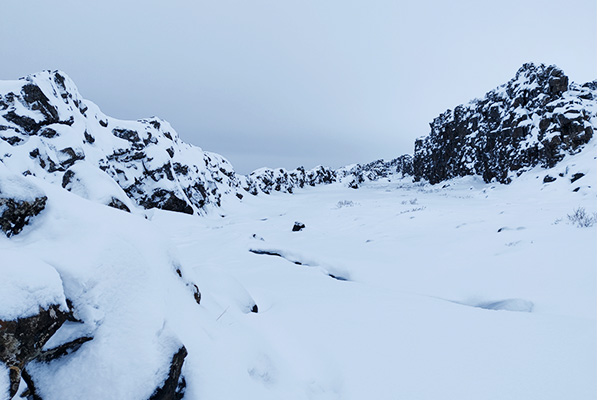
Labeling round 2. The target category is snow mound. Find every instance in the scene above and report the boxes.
[0,251,67,321]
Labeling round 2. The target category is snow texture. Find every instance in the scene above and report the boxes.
[0,64,595,399]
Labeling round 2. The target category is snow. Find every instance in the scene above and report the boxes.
[0,72,595,397]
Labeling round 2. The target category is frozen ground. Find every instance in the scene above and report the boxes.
[1,139,596,399]
[150,141,596,399]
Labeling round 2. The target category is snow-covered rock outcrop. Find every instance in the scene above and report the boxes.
[0,70,243,215]
[413,63,596,184]
[241,155,414,194]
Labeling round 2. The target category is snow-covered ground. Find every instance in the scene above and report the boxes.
[1,137,596,399]
[151,140,596,399]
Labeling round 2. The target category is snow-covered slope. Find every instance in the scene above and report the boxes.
[0,71,242,214]
[2,132,594,399]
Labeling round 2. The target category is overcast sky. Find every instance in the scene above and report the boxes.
[1,0,596,173]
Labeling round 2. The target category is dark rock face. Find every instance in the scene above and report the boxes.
[148,346,188,400]
[0,196,47,237]
[292,222,305,232]
[413,63,596,184]
[0,305,68,398]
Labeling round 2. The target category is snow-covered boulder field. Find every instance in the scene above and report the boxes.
[0,63,596,399]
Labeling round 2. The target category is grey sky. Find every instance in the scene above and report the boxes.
[1,0,596,173]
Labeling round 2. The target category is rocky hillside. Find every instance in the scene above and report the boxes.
[0,64,596,217]
[413,63,596,184]
[0,70,413,215]
[0,70,243,215]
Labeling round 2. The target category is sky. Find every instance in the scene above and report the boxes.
[0,0,596,173]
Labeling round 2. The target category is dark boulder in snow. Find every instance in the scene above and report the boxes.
[0,305,68,398]
[0,171,47,237]
[0,196,47,237]
[148,346,188,400]
[292,222,305,232]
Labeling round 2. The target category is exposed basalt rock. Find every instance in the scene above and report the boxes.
[148,346,187,400]
[292,222,305,232]
[570,173,585,183]
[413,63,596,184]
[0,305,68,398]
[0,196,47,237]
[107,197,131,212]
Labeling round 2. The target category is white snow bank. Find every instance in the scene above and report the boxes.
[0,250,67,320]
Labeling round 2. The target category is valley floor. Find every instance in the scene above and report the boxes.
[150,150,596,399]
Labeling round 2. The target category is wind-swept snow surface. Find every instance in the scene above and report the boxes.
[149,138,596,399]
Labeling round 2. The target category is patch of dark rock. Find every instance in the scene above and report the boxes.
[98,119,108,127]
[570,173,585,183]
[38,127,58,138]
[0,195,47,237]
[192,284,201,305]
[59,147,84,168]
[236,193,244,200]
[3,111,40,134]
[543,175,556,183]
[62,169,75,188]
[166,148,174,158]
[138,189,194,215]
[36,336,93,363]
[1,136,22,145]
[292,222,305,232]
[251,304,258,313]
[573,187,580,192]
[21,84,59,122]
[83,130,95,143]
[0,304,68,398]
[328,274,349,281]
[112,128,140,142]
[249,249,284,257]
[107,197,131,213]
[148,346,187,400]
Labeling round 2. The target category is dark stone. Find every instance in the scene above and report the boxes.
[0,196,47,237]
[148,346,187,400]
[38,127,58,138]
[0,304,69,398]
[98,119,108,127]
[107,197,131,213]
[59,147,84,168]
[21,84,59,123]
[570,173,584,183]
[3,111,39,134]
[292,222,305,232]
[573,187,580,192]
[36,336,93,363]
[84,130,95,144]
[62,170,75,188]
[166,148,174,158]
[543,175,556,183]
[251,304,258,313]
[192,284,201,305]
[1,136,22,145]
[112,128,140,142]
[236,193,243,200]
